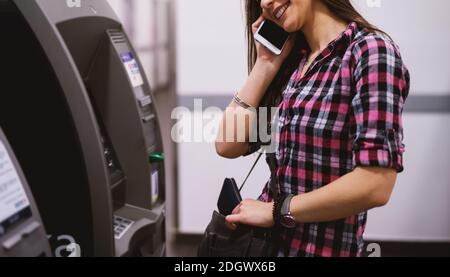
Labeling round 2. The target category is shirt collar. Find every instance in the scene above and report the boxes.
[299,21,359,55]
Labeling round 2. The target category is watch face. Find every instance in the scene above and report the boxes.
[281,215,296,228]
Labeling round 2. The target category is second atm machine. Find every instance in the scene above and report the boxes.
[0,0,166,256]
[0,128,52,257]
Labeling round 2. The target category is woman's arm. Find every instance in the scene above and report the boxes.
[290,166,396,223]
[225,166,397,228]
[215,60,279,159]
[215,16,295,159]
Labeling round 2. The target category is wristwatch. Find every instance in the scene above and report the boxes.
[280,195,296,229]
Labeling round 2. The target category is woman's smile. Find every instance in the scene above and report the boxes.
[274,1,290,20]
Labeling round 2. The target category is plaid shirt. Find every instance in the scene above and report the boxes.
[258,22,410,257]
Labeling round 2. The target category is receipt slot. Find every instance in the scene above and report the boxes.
[0,128,51,257]
[0,0,166,256]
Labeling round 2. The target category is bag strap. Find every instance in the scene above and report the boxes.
[238,152,263,192]
[266,152,280,199]
[238,152,280,200]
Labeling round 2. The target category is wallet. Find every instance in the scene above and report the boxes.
[217,178,242,216]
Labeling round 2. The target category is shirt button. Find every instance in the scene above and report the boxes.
[285,113,293,123]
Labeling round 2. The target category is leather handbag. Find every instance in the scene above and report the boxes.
[197,153,280,257]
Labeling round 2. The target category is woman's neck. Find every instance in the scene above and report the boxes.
[302,4,348,54]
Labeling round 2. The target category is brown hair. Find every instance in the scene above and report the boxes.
[245,0,387,108]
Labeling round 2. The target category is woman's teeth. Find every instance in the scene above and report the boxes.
[275,3,289,20]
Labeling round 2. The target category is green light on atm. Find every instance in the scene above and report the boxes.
[149,152,164,163]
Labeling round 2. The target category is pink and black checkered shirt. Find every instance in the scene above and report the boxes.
[258,22,410,257]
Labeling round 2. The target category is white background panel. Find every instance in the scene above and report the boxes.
[365,114,450,241]
[175,0,247,95]
[176,0,450,96]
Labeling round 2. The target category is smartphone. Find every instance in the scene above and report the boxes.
[254,20,290,55]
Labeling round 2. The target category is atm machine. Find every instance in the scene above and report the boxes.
[0,0,166,256]
[0,128,52,257]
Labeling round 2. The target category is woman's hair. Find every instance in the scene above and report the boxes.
[245,0,387,108]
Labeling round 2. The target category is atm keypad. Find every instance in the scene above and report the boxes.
[113,216,134,240]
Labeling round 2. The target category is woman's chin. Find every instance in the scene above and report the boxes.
[282,19,300,33]
[283,24,297,33]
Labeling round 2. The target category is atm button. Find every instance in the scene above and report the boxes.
[2,234,22,251]
[139,96,152,107]
[142,114,156,123]
[149,152,165,163]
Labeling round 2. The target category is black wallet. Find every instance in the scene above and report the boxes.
[217,178,243,216]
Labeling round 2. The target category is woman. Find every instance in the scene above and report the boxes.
[215,0,410,257]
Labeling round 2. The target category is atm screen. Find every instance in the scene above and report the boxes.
[0,141,32,237]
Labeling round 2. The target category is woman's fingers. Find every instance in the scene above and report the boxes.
[225,203,242,231]
[252,15,265,34]
[231,203,241,215]
[225,220,238,231]
[226,214,242,226]
[225,214,241,231]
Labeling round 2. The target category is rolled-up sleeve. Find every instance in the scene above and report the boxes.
[350,35,410,173]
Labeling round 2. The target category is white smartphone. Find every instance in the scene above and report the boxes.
[254,20,290,55]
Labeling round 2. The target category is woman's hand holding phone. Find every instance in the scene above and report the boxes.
[216,18,294,159]
[252,15,295,71]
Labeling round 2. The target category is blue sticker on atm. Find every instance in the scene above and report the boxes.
[120,52,135,63]
[120,52,144,88]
